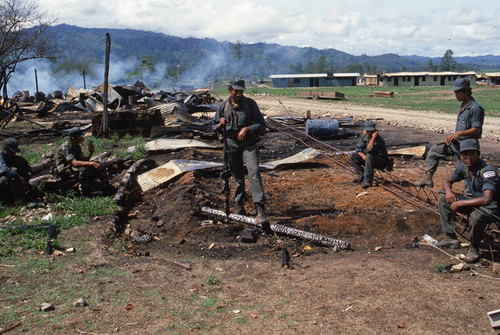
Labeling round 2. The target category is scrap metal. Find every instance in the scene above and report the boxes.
[265,117,470,232]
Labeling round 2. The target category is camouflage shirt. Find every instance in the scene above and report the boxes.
[56,139,84,174]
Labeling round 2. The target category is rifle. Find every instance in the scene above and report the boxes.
[220,127,231,217]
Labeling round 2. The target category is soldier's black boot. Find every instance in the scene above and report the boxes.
[235,202,246,215]
[256,203,271,234]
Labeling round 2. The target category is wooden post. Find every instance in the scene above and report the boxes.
[82,69,86,89]
[103,33,111,137]
[34,69,39,98]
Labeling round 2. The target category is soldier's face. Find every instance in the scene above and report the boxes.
[460,150,479,167]
[229,88,244,104]
[454,90,467,102]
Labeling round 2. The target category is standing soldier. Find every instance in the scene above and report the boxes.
[214,79,269,230]
[0,138,31,204]
[415,78,484,188]
[56,127,112,196]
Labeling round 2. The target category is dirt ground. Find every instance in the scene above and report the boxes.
[2,95,500,334]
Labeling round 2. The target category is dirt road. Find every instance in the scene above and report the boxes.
[256,95,500,143]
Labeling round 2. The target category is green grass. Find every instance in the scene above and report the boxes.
[0,194,116,255]
[205,274,221,286]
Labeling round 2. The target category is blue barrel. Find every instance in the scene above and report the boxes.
[305,119,339,137]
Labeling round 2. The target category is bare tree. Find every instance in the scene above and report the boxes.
[0,0,56,100]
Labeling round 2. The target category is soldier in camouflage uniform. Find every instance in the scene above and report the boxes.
[56,127,111,196]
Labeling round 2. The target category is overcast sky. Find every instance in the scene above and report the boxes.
[37,0,500,57]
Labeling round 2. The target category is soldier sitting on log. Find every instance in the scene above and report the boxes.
[55,127,113,196]
[0,138,31,204]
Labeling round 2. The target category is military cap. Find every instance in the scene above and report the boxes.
[68,127,85,138]
[452,78,471,91]
[230,79,246,91]
[2,138,21,153]
[364,120,376,131]
[459,138,480,153]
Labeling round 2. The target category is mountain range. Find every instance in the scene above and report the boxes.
[15,24,500,91]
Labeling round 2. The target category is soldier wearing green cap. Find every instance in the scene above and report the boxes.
[415,78,484,188]
[436,138,499,263]
[349,121,392,189]
[0,138,31,203]
[55,127,112,196]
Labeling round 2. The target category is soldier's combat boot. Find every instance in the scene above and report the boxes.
[436,234,460,249]
[235,202,246,215]
[256,203,271,234]
[414,171,434,188]
[465,244,480,263]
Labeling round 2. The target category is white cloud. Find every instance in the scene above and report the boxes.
[36,0,500,56]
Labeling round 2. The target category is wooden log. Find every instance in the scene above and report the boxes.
[113,158,155,204]
[201,206,351,250]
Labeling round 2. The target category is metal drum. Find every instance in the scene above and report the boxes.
[305,119,339,138]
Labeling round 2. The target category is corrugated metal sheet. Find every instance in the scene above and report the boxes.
[137,159,222,192]
[144,138,216,152]
[259,148,320,170]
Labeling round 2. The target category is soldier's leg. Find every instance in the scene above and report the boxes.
[438,194,457,235]
[242,144,265,204]
[0,176,24,202]
[227,146,246,204]
[349,152,365,178]
[78,166,94,195]
[426,142,456,174]
[468,208,496,246]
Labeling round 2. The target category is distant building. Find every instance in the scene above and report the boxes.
[269,73,360,88]
[358,75,379,86]
[379,71,477,87]
[482,73,500,85]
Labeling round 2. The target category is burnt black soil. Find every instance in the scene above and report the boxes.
[121,120,500,262]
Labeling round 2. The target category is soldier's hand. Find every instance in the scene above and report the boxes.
[238,127,249,141]
[450,201,461,212]
[446,192,456,204]
[218,118,227,129]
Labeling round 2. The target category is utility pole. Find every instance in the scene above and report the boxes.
[82,69,86,89]
[103,32,111,137]
[176,64,180,90]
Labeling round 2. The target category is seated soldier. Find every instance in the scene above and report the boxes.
[349,121,392,189]
[436,138,499,263]
[55,127,112,196]
[0,138,31,204]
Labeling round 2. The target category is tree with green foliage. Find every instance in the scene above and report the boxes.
[0,0,55,99]
[315,55,327,73]
[427,59,437,72]
[125,55,157,84]
[439,49,456,71]
[232,40,242,61]
[305,61,315,73]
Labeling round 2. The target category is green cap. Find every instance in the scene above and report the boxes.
[3,138,21,153]
[459,138,480,153]
[68,127,85,138]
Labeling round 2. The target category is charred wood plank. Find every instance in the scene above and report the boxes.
[201,206,351,250]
